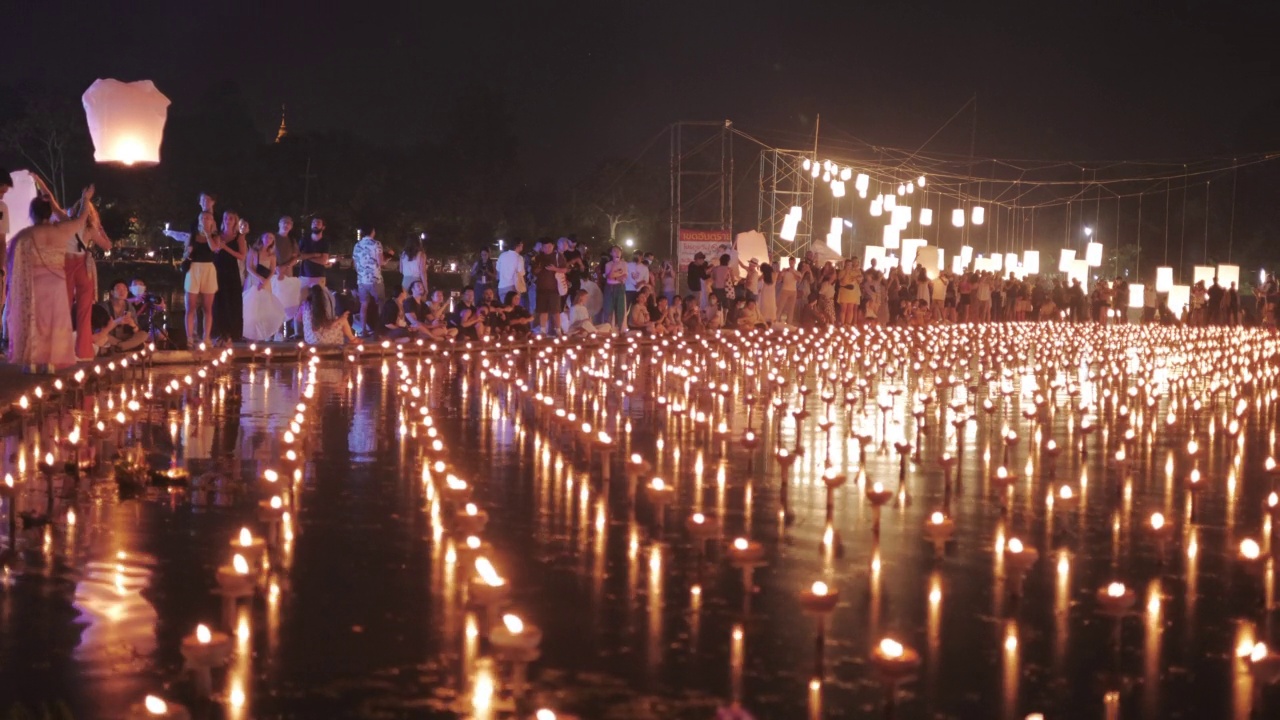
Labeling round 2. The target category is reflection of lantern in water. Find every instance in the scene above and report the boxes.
[82,79,170,165]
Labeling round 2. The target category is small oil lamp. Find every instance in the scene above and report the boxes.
[865,481,894,535]
[229,527,266,571]
[488,612,542,700]
[870,637,922,712]
[127,694,190,720]
[1004,538,1039,595]
[455,502,490,535]
[1238,538,1270,574]
[180,623,233,697]
[1096,581,1136,617]
[923,511,955,558]
[216,553,256,627]
[1149,512,1173,561]
[686,512,721,545]
[1246,642,1280,684]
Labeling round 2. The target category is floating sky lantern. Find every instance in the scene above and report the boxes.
[971,206,985,225]
[82,79,170,165]
[951,208,965,227]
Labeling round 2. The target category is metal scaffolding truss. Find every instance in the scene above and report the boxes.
[668,121,734,256]
[758,148,815,259]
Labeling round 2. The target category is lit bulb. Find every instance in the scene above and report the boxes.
[1150,513,1165,530]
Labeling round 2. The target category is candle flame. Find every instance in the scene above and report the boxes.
[1008,538,1024,554]
[239,528,253,547]
[233,554,249,575]
[1106,582,1126,598]
[1150,513,1165,530]
[692,513,705,524]
[1252,642,1269,663]
[1241,539,1262,560]
[144,695,168,715]
[502,613,524,634]
[930,512,945,525]
[811,581,829,596]
[733,537,749,551]
[1059,485,1074,500]
[465,503,478,516]
[879,638,904,658]
[196,624,211,643]
[651,478,666,491]
[270,496,283,510]
[475,557,504,587]
[466,536,481,549]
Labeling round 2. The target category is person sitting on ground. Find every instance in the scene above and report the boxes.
[665,296,684,332]
[682,294,705,333]
[567,288,611,336]
[629,287,660,334]
[702,293,724,330]
[378,281,410,340]
[423,289,459,340]
[499,290,533,339]
[301,284,356,345]
[94,280,147,354]
[736,299,765,330]
[653,295,674,332]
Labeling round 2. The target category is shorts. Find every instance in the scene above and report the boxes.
[184,262,218,294]
[535,286,561,314]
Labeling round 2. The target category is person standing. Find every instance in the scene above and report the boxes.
[0,169,11,337]
[7,185,95,372]
[560,236,585,304]
[496,238,526,302]
[243,232,287,342]
[776,262,798,324]
[297,217,330,293]
[62,187,112,360]
[601,245,628,330]
[272,215,302,336]
[758,262,777,325]
[532,241,566,335]
[471,247,496,299]
[181,212,224,347]
[686,252,708,310]
[212,213,247,344]
[353,229,389,337]
[626,252,649,309]
[401,235,429,297]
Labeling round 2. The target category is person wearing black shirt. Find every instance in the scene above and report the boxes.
[687,252,709,309]
[379,281,410,340]
[1207,277,1225,325]
[298,217,330,293]
[499,290,532,339]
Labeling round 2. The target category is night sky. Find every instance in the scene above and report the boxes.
[6,0,1278,182]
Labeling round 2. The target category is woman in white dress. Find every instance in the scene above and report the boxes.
[401,236,428,295]
[758,262,778,324]
[7,185,95,372]
[242,232,287,341]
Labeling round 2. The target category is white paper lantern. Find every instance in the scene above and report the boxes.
[810,164,820,178]
[825,232,841,255]
[1004,253,1019,274]
[917,246,942,279]
[840,167,852,181]
[1192,265,1215,286]
[870,198,883,217]
[1085,242,1103,267]
[1128,283,1145,309]
[919,208,933,226]
[803,158,812,171]
[789,206,803,220]
[1218,264,1240,288]
[902,238,927,271]
[891,205,912,230]
[1022,250,1040,274]
[4,170,39,239]
[883,225,901,249]
[855,174,870,193]
[1058,249,1076,273]
[897,183,907,196]
[960,245,974,267]
[780,215,799,241]
[863,245,886,270]
[951,255,966,274]
[906,182,915,194]
[1155,267,1174,293]
[917,175,926,187]
[1069,259,1090,291]
[1167,284,1190,314]
[82,79,170,165]
[951,209,965,228]
[831,180,846,198]
[830,217,844,236]
[971,206,985,225]
[884,194,897,211]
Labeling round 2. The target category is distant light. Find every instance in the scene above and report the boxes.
[624,238,635,248]
[1084,227,1094,237]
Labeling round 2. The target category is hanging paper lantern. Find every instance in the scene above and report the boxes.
[780,215,799,242]
[803,158,813,171]
[1128,284,1145,309]
[891,206,912,230]
[829,218,844,236]
[831,180,846,198]
[1085,242,1103,267]
[855,174,870,193]
[788,206,803,220]
[951,209,965,228]
[826,232,841,255]
[840,167,852,181]
[1217,264,1240,288]
[897,183,907,196]
[883,225,901,249]
[1058,249,1076,273]
[917,176,926,187]
[1167,285,1190,313]
[960,245,974,267]
[870,198,883,217]
[919,208,933,226]
[884,194,897,211]
[906,182,915,194]
[971,206,986,225]
[1155,267,1174,293]
[82,79,171,165]
[1192,265,1215,286]
[1021,250,1040,274]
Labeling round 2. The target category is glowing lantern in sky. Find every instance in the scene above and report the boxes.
[971,206,986,225]
[883,225,900,249]
[951,209,965,227]
[1085,242,1103,267]
[1217,264,1240,288]
[82,79,170,165]
[919,208,933,226]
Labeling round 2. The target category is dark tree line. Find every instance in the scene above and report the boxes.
[0,81,669,258]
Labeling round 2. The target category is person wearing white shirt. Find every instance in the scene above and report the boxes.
[567,289,611,335]
[496,239,526,301]
[626,252,650,309]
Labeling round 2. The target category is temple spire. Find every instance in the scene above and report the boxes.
[275,104,288,143]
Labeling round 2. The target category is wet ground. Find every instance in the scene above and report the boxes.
[1,325,1279,719]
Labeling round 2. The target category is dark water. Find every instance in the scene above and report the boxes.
[1,325,1279,719]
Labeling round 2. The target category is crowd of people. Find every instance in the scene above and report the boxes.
[2,165,1278,373]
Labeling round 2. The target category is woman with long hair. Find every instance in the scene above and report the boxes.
[837,258,861,326]
[182,211,224,347]
[758,262,777,325]
[401,235,428,296]
[212,212,246,343]
[7,185,95,372]
[659,260,677,306]
[243,232,287,341]
[301,284,355,345]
